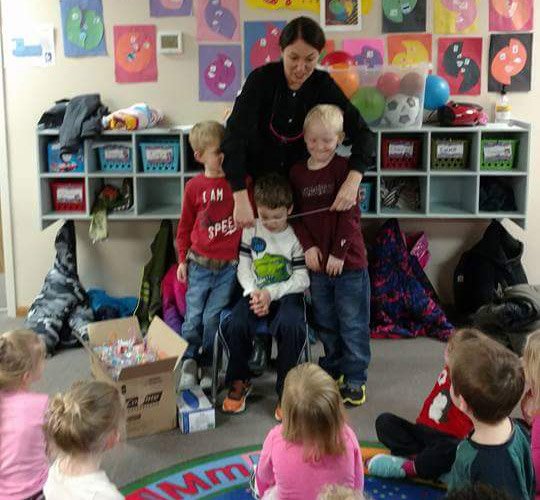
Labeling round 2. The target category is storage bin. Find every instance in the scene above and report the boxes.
[50,180,85,212]
[431,138,470,170]
[382,137,421,169]
[98,143,133,172]
[140,142,179,173]
[47,142,84,173]
[480,139,518,171]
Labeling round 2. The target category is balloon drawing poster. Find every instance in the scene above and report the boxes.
[438,37,482,95]
[199,45,242,101]
[489,33,533,91]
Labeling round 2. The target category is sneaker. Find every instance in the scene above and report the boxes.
[248,336,268,376]
[274,404,282,422]
[179,359,198,390]
[222,380,252,414]
[368,454,406,479]
[200,367,213,392]
[340,383,366,406]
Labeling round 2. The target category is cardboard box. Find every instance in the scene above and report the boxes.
[177,386,215,434]
[86,316,187,439]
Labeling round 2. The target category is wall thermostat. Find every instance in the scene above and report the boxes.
[158,31,183,55]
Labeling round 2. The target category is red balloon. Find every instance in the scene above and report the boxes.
[376,72,401,97]
[321,50,354,68]
[400,71,425,95]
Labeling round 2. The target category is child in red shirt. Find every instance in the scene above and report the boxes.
[368,329,477,481]
[176,121,241,390]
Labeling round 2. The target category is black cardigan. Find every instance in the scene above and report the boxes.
[221,62,376,191]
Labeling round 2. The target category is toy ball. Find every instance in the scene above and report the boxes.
[400,71,425,95]
[330,64,360,99]
[377,72,401,97]
[321,50,354,68]
[424,74,450,110]
[384,93,421,128]
[351,86,386,125]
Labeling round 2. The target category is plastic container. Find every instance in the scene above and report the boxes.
[431,138,470,170]
[98,143,133,172]
[325,64,428,128]
[495,86,511,124]
[47,142,84,173]
[359,182,372,212]
[140,142,179,173]
[480,139,518,171]
[382,137,422,169]
[50,180,86,212]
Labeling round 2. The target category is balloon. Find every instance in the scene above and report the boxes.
[400,71,425,94]
[330,64,360,99]
[351,87,386,125]
[321,50,354,68]
[424,75,450,110]
[377,72,401,97]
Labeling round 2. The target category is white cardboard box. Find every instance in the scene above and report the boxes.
[177,386,215,434]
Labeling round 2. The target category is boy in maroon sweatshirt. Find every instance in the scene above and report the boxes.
[289,104,370,406]
[176,121,240,390]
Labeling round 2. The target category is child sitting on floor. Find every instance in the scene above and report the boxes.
[447,331,533,498]
[368,328,478,481]
[0,329,48,500]
[255,363,364,499]
[43,380,125,500]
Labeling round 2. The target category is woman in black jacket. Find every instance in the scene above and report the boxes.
[221,16,376,227]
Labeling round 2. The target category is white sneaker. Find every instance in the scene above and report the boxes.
[179,359,198,390]
[200,367,213,391]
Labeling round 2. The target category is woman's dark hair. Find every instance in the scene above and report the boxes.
[279,16,325,53]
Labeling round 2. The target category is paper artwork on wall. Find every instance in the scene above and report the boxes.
[321,0,362,31]
[489,33,533,92]
[387,34,432,67]
[437,37,482,95]
[196,0,240,42]
[60,0,107,57]
[114,25,157,84]
[199,45,241,101]
[5,25,55,67]
[489,0,533,32]
[150,0,193,16]
[245,0,319,12]
[434,0,478,34]
[343,38,384,69]
[382,0,426,33]
[244,21,286,76]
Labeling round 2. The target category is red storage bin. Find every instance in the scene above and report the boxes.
[382,137,422,169]
[50,180,85,212]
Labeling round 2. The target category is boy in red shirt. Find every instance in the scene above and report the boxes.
[176,121,240,390]
[368,329,477,481]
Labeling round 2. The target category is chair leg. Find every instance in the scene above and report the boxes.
[211,325,222,406]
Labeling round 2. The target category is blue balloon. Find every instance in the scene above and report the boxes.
[424,75,450,111]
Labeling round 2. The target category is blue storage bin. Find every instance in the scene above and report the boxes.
[140,142,179,173]
[98,144,133,172]
[359,183,372,212]
[47,142,84,173]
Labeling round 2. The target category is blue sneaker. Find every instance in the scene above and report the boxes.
[368,454,406,479]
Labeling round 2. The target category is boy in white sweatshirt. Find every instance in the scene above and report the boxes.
[222,173,309,417]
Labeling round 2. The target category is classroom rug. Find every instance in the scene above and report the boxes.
[122,443,446,499]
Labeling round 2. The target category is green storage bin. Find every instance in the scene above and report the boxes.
[481,139,518,171]
[431,138,470,170]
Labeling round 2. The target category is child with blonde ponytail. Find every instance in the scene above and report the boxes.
[0,329,47,500]
[43,380,125,500]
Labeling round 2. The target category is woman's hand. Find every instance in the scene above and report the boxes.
[233,190,255,228]
[326,255,344,277]
[330,170,363,211]
[305,247,323,272]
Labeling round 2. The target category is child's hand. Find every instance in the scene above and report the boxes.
[326,255,344,277]
[250,289,271,317]
[305,246,323,272]
[177,262,188,282]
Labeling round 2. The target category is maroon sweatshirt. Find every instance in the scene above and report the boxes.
[289,155,367,271]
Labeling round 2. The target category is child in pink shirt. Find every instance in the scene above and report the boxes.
[0,330,48,500]
[522,330,540,500]
[255,363,364,500]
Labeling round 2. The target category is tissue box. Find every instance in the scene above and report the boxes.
[177,386,215,434]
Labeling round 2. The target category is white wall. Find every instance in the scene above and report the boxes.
[1,0,538,308]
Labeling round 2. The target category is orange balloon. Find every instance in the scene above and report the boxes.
[330,64,360,99]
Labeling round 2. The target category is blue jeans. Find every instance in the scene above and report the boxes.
[181,261,237,365]
[310,268,371,386]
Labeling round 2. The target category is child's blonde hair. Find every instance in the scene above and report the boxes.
[282,363,346,461]
[0,329,45,391]
[523,330,540,412]
[304,104,344,138]
[189,120,225,153]
[318,485,366,500]
[45,380,124,456]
